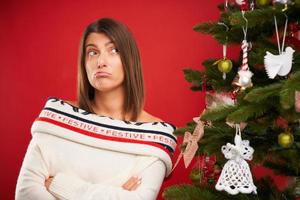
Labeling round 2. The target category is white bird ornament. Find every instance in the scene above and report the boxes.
[264,46,295,79]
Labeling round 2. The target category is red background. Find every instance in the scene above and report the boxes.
[0,0,256,199]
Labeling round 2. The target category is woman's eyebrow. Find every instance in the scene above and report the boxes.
[85,41,114,49]
[104,41,114,46]
[85,44,97,48]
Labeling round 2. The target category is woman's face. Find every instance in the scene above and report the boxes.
[85,33,124,93]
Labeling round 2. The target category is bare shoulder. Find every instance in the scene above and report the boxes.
[64,100,79,107]
[139,110,163,123]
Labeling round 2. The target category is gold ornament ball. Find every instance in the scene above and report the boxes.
[278,131,294,148]
[218,59,232,73]
[256,0,269,7]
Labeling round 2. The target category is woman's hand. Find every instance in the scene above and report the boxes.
[45,176,54,190]
[122,176,142,191]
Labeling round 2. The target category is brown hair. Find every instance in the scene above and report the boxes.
[77,18,144,121]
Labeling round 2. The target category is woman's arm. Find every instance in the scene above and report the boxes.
[15,137,55,200]
[47,159,166,200]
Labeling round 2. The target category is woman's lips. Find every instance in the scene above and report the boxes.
[94,71,112,78]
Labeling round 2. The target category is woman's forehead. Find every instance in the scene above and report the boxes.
[85,33,114,47]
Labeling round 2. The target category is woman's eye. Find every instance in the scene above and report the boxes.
[110,48,119,54]
[87,51,98,56]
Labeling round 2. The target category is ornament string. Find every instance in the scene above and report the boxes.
[223,45,227,59]
[274,16,281,53]
[242,11,248,41]
[274,14,288,54]
[217,22,229,60]
[282,14,288,53]
[235,124,242,147]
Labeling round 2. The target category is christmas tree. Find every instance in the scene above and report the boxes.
[164,0,300,199]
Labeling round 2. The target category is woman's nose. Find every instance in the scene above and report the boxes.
[97,54,107,68]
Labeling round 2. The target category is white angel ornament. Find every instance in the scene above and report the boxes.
[215,125,257,195]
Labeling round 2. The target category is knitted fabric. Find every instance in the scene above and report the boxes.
[31,97,177,176]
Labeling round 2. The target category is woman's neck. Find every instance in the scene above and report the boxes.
[92,88,129,120]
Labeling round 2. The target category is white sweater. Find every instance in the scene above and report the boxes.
[15,98,177,200]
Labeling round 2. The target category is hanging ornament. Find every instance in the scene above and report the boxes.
[264,15,295,79]
[237,68,253,88]
[171,118,205,171]
[296,91,300,112]
[256,0,270,7]
[215,125,257,195]
[214,45,233,80]
[278,130,294,148]
[218,60,232,80]
[214,22,232,80]
[218,58,232,79]
[233,12,254,91]
[264,47,294,78]
[233,40,254,90]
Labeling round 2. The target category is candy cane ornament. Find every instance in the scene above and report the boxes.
[233,11,253,90]
[241,40,249,71]
[236,40,253,90]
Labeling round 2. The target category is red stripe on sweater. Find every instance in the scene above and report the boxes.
[35,117,172,158]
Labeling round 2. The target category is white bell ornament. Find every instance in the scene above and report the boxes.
[215,125,257,195]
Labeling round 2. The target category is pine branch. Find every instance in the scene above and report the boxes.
[228,7,278,28]
[244,83,282,103]
[200,106,237,122]
[183,69,204,91]
[226,103,270,123]
[193,21,226,35]
[280,71,300,109]
[196,123,235,164]
[174,120,197,136]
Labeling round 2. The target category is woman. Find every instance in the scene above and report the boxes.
[15,18,177,200]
